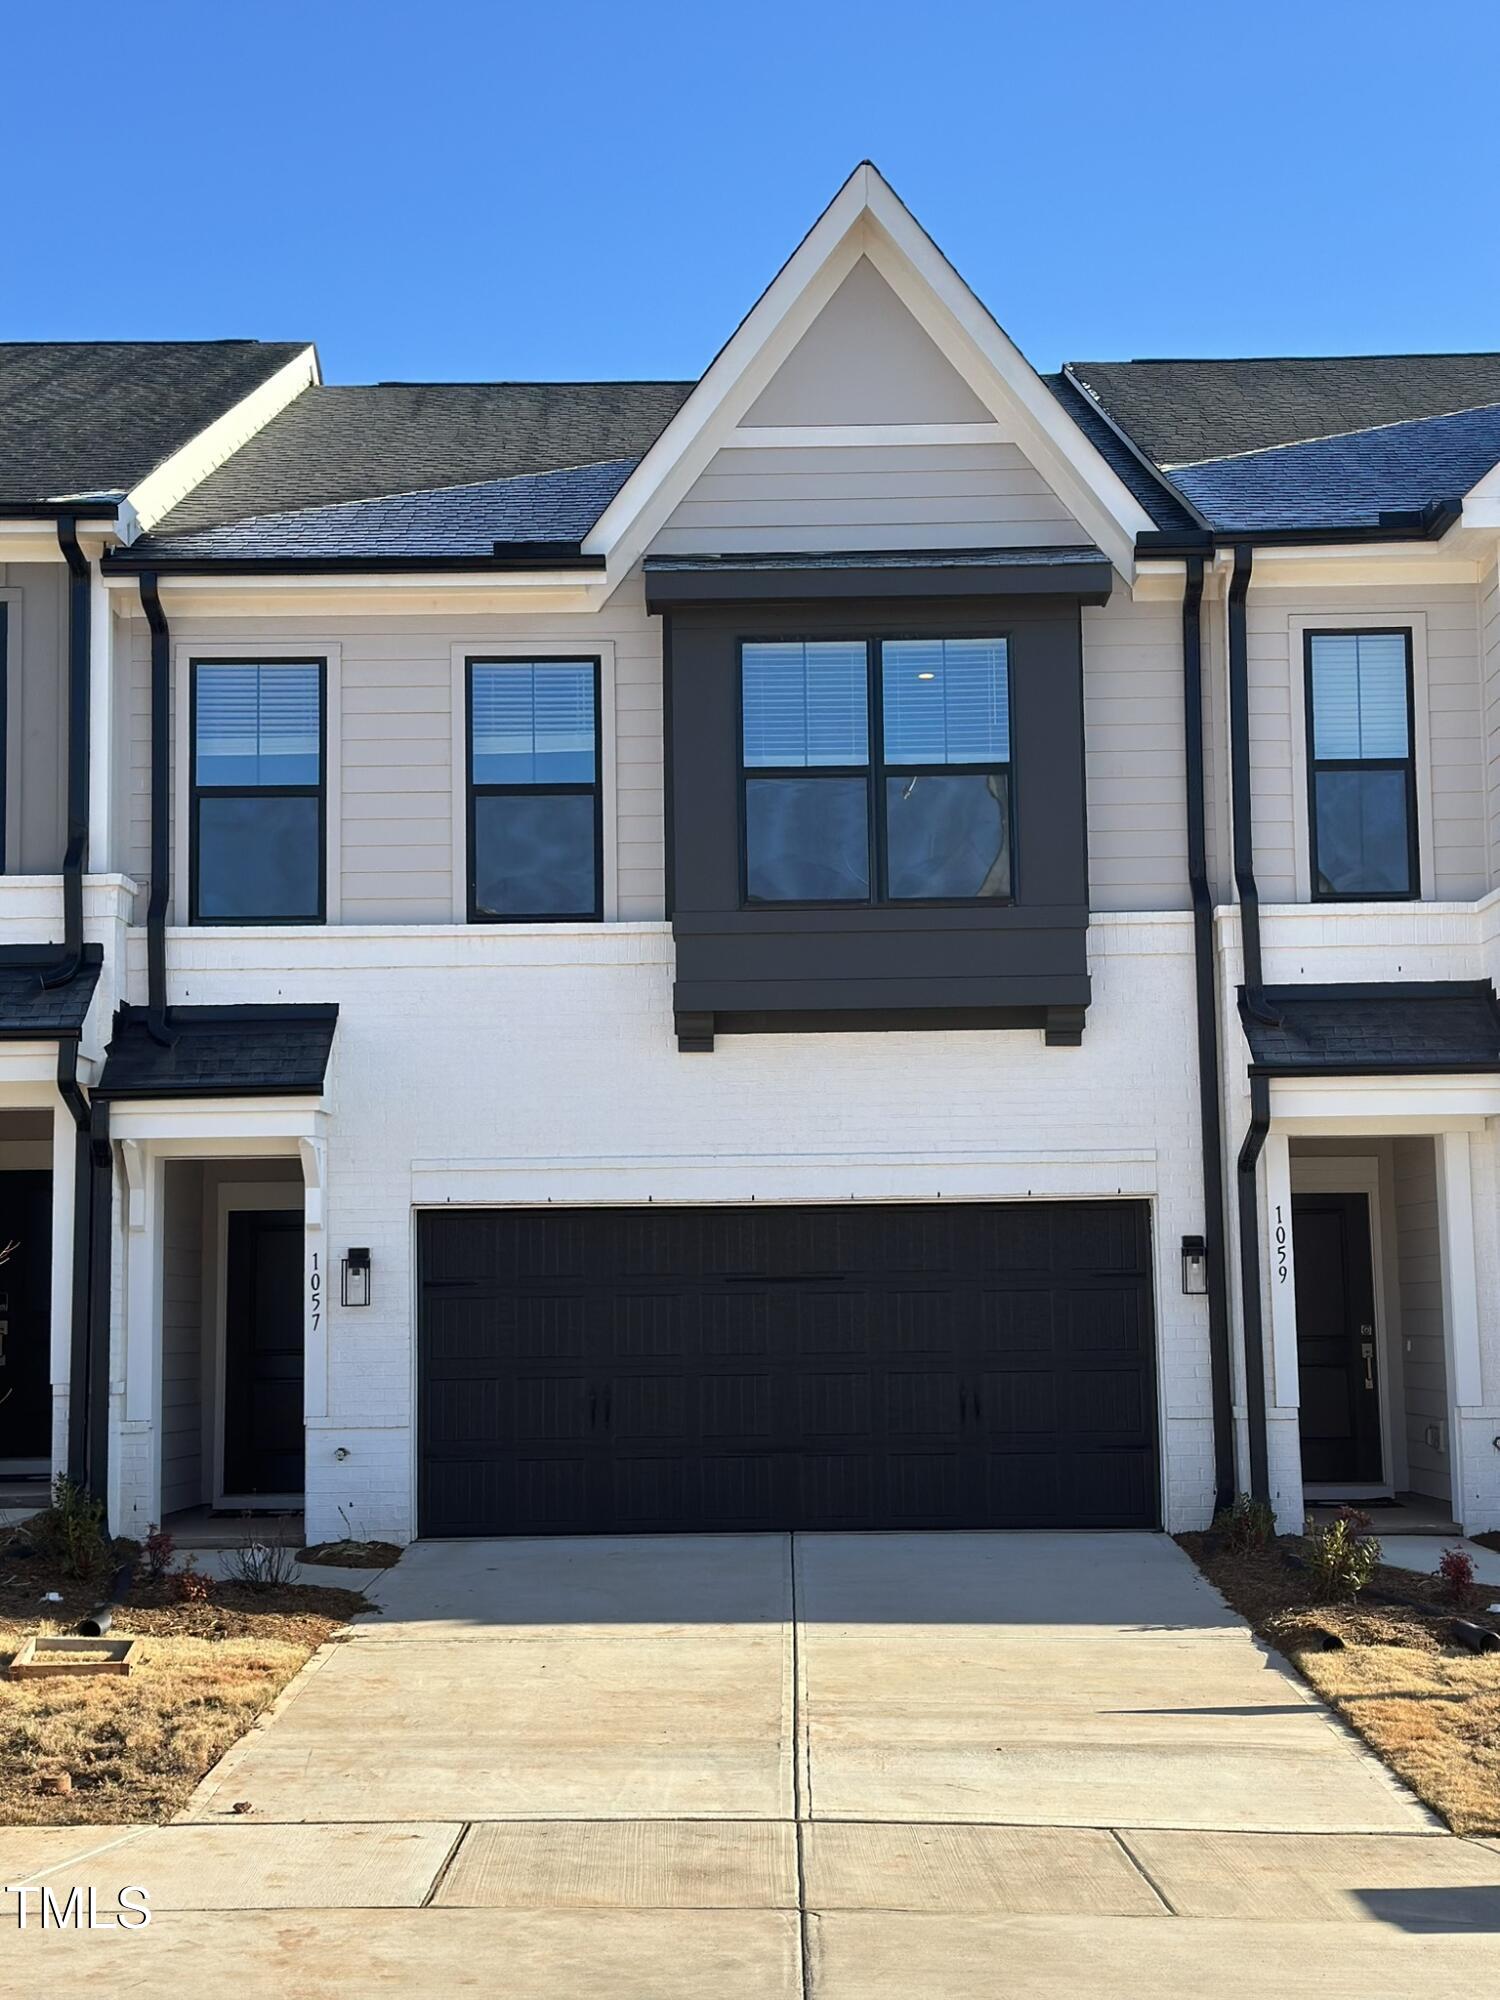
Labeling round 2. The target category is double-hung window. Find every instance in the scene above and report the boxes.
[1305,630,1417,900]
[191,659,325,923]
[467,658,601,921]
[742,635,1011,904]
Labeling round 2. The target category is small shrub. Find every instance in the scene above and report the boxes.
[30,1476,110,1580]
[141,1522,175,1585]
[1437,1544,1478,1606]
[1305,1509,1381,1600]
[223,1516,299,1592]
[1213,1493,1277,1555]
[172,1558,212,1604]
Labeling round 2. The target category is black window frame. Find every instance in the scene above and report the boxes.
[737,631,1016,909]
[189,655,328,927]
[1303,627,1419,904]
[465,654,604,925]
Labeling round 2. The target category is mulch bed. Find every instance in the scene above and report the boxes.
[1180,1530,1500,1835]
[1,1525,368,1825]
[297,1538,403,1569]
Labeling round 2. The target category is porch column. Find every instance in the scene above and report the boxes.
[299,1137,328,1421]
[1261,1128,1305,1527]
[1436,1131,1483,1524]
[118,1139,163,1533]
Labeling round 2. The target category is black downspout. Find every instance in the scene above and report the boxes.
[1225,543,1274,1504]
[86,1100,113,1525]
[44,514,90,989]
[1181,557,1235,1514]
[138,575,176,1045]
[56,1039,92,1488]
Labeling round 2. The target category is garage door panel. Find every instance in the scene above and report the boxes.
[1063,1286,1148,1354]
[417,1202,1157,1535]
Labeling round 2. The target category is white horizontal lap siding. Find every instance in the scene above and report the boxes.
[128,585,666,927]
[1248,583,1486,903]
[1083,591,1187,912]
[1482,559,1500,879]
[649,443,1086,555]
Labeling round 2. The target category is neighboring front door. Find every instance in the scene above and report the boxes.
[0,1172,52,1463]
[223,1209,305,1497]
[1292,1192,1382,1484]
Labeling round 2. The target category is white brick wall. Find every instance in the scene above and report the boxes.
[104,913,1217,1542]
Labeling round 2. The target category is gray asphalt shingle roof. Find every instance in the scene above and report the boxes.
[1067,353,1500,469]
[0,946,102,1039]
[1242,983,1500,1076]
[1169,404,1500,533]
[145,381,694,539]
[0,341,309,505]
[97,1005,338,1098]
[125,458,638,562]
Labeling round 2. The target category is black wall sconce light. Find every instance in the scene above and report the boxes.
[341,1246,372,1308]
[1180,1235,1208,1296]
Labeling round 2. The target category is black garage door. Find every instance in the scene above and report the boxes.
[418,1201,1158,1536]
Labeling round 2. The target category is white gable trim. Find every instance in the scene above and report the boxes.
[1461,452,1500,529]
[584,165,1155,580]
[121,345,321,538]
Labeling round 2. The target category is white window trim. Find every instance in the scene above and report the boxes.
[173,639,342,926]
[448,639,618,924]
[1287,611,1433,903]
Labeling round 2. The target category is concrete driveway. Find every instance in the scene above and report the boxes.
[7,1532,1499,1997]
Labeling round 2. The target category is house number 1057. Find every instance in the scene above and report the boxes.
[1273,1205,1289,1283]
[310,1251,322,1331]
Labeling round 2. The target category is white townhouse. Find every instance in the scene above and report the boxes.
[4,164,1500,1548]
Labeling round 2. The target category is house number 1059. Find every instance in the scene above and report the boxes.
[1273,1204,1289,1283]
[310,1250,322,1331]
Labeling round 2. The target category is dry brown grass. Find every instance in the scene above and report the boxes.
[0,1527,367,1825]
[1181,1531,1500,1836]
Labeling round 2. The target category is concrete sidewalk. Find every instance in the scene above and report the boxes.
[4,1532,1497,1996]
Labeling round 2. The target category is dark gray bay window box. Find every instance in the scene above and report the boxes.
[658,588,1098,1051]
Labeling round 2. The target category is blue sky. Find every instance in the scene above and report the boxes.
[6,1,1496,385]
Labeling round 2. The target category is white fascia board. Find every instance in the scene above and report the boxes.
[0,526,71,563]
[1463,453,1500,504]
[122,346,320,537]
[102,571,611,620]
[1247,542,1481,587]
[1269,1075,1500,1123]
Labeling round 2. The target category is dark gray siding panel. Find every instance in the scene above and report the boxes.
[664,597,1091,1037]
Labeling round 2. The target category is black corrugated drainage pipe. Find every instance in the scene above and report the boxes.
[138,575,176,1046]
[1226,542,1275,1504]
[1181,556,1235,1513]
[43,514,91,988]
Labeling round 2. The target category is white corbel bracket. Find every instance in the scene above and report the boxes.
[298,1136,326,1230]
[120,1139,146,1232]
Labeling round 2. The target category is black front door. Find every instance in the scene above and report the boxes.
[1293,1192,1382,1484]
[223,1210,305,1496]
[0,1172,52,1460]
